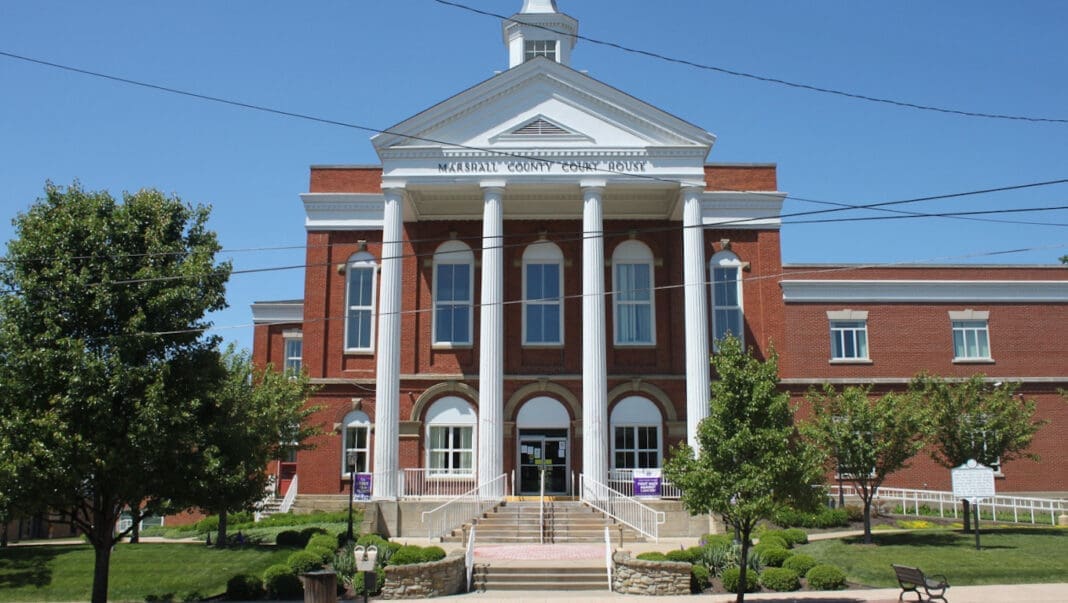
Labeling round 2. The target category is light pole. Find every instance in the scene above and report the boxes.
[346,451,357,543]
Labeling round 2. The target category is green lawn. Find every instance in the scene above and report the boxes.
[0,543,293,602]
[798,527,1068,587]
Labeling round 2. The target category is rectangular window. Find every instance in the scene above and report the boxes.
[952,320,990,360]
[613,425,659,469]
[524,40,557,62]
[524,263,562,344]
[615,263,653,344]
[283,337,303,374]
[712,266,743,346]
[428,426,474,476]
[344,426,369,474]
[346,266,375,350]
[434,263,472,345]
[830,320,869,360]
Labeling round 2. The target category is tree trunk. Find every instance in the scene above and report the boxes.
[962,499,972,533]
[862,498,873,544]
[736,528,751,603]
[89,514,116,603]
[129,507,141,544]
[215,509,228,548]
[1,521,8,547]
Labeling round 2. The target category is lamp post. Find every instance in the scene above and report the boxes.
[346,451,357,543]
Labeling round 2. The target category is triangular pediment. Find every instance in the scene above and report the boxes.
[372,58,715,161]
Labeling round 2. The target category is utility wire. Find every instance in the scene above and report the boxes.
[431,0,1068,124]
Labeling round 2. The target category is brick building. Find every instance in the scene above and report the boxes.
[251,0,1068,504]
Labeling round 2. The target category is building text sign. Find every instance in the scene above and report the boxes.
[437,159,649,175]
[951,459,995,503]
[633,468,662,498]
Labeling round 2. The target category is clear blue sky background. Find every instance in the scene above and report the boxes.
[2,1,1066,352]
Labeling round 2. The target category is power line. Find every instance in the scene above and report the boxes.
[431,0,1068,125]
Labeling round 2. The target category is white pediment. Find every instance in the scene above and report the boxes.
[372,59,715,182]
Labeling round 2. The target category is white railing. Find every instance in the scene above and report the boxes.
[607,469,682,499]
[278,474,298,514]
[465,525,477,592]
[539,469,546,544]
[253,475,277,522]
[829,485,1068,526]
[421,473,508,540]
[580,473,665,542]
[604,526,613,591]
[401,468,477,499]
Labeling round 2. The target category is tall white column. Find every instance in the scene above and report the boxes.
[478,184,505,495]
[373,187,404,500]
[682,185,711,449]
[581,182,608,486]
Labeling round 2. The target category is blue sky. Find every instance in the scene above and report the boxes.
[2,1,1066,351]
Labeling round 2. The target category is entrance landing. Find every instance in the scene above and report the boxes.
[474,543,604,564]
[506,495,577,502]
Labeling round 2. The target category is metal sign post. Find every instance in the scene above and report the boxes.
[951,459,996,551]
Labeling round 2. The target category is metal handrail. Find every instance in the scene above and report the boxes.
[420,473,508,540]
[539,469,546,544]
[465,525,477,592]
[830,485,1068,525]
[400,468,477,499]
[604,526,613,591]
[580,473,665,542]
[278,474,298,514]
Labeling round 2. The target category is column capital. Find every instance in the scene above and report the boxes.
[580,178,607,191]
[480,179,508,193]
[679,181,706,195]
[381,180,408,192]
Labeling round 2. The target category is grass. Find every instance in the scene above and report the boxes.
[0,543,293,602]
[797,526,1068,587]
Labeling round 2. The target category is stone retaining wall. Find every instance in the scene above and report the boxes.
[612,551,691,596]
[380,551,466,599]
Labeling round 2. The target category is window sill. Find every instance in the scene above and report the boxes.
[343,349,374,356]
[829,358,873,365]
[522,343,564,349]
[432,343,473,350]
[952,358,995,364]
[614,343,657,349]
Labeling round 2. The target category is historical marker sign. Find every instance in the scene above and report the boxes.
[951,459,996,503]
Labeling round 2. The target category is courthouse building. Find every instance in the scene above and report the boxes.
[252,0,1068,506]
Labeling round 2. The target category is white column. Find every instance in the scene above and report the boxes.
[373,187,404,500]
[478,184,505,495]
[581,182,608,486]
[681,185,711,449]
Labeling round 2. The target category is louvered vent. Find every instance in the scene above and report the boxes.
[512,118,569,136]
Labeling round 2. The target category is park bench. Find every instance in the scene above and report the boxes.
[892,564,950,602]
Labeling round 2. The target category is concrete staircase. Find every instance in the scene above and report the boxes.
[471,564,608,592]
[445,499,645,545]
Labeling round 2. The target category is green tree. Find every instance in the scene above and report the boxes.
[802,385,929,543]
[910,373,1047,531]
[1059,255,1067,264]
[663,336,822,603]
[188,346,320,547]
[0,182,230,603]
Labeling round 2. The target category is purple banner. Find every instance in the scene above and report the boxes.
[633,469,662,498]
[354,473,373,501]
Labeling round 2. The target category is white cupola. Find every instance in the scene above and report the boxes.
[503,0,579,69]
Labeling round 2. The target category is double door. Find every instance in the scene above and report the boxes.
[518,429,568,495]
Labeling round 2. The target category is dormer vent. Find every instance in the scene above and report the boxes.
[513,118,569,136]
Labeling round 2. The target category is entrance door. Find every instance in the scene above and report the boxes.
[518,430,568,495]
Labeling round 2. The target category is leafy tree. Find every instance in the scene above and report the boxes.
[1059,254,1067,264]
[910,373,1047,531]
[187,346,320,547]
[802,385,929,543]
[0,182,230,603]
[663,336,823,603]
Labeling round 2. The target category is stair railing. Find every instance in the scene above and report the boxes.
[278,474,298,514]
[465,524,477,592]
[421,473,507,540]
[604,526,613,591]
[579,473,665,542]
[539,468,546,544]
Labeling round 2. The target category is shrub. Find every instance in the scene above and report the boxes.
[665,549,694,563]
[844,505,865,522]
[388,545,431,566]
[760,567,800,591]
[754,545,792,568]
[635,551,669,562]
[300,526,327,542]
[782,553,817,576]
[333,543,358,589]
[352,568,385,596]
[690,564,710,593]
[782,528,808,546]
[806,564,847,590]
[225,573,263,601]
[307,533,339,552]
[306,544,336,565]
[721,567,758,593]
[700,533,732,547]
[263,564,303,600]
[773,507,849,529]
[422,545,446,562]
[701,543,737,576]
[757,534,789,550]
[287,550,325,574]
[195,516,219,534]
[276,530,305,548]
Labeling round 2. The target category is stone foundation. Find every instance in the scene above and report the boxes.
[612,551,691,596]
[380,551,466,599]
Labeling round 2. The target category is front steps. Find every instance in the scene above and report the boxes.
[444,500,645,544]
[471,564,608,592]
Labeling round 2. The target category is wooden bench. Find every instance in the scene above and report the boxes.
[892,564,950,602]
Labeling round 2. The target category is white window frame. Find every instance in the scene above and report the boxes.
[610,396,662,471]
[827,310,870,362]
[282,330,303,375]
[342,411,371,477]
[432,241,475,347]
[524,39,557,62]
[425,396,477,478]
[344,252,377,352]
[612,240,656,346]
[710,251,744,350]
[949,310,992,362]
[522,241,564,346]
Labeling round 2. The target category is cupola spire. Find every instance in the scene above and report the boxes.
[503,0,578,68]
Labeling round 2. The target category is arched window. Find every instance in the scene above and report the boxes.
[345,252,377,351]
[425,396,477,477]
[612,240,655,345]
[342,411,371,476]
[610,396,662,470]
[432,241,474,346]
[522,241,564,345]
[710,251,744,348]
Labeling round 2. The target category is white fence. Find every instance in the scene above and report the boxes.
[830,485,1068,526]
[400,469,477,499]
[580,473,665,542]
[607,468,682,499]
[421,473,509,540]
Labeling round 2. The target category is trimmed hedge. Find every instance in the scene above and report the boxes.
[782,553,817,576]
[757,534,790,550]
[263,564,303,599]
[635,551,669,562]
[782,528,808,545]
[772,507,849,529]
[286,550,324,574]
[721,567,759,593]
[755,545,792,568]
[225,573,264,601]
[690,564,710,593]
[276,530,306,548]
[760,567,800,592]
[665,549,695,563]
[806,564,847,590]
